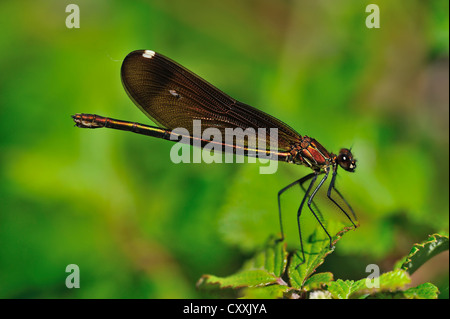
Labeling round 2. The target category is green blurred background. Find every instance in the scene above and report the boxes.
[0,0,448,298]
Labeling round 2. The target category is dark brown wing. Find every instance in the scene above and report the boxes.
[121,50,301,151]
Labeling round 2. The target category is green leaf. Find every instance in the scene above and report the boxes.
[403,283,440,299]
[198,270,278,289]
[377,269,411,291]
[198,220,357,297]
[288,222,357,289]
[327,279,366,299]
[401,233,449,275]
[370,282,440,299]
[197,240,288,289]
[303,272,334,290]
[327,269,411,299]
[240,284,289,299]
[242,238,287,278]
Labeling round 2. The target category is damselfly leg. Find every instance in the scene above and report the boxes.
[327,169,358,227]
[277,173,315,243]
[278,168,357,267]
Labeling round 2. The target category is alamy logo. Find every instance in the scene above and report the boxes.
[65,264,80,288]
[365,264,380,288]
[169,120,280,175]
[365,4,380,29]
[65,4,80,29]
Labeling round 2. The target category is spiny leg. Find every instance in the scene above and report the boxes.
[306,170,334,250]
[299,175,325,224]
[295,172,318,266]
[327,170,358,227]
[277,173,315,243]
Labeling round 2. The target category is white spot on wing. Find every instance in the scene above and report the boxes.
[142,50,156,59]
[169,89,181,98]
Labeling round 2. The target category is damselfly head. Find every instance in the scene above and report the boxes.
[337,148,356,172]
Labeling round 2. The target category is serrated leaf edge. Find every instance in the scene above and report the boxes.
[401,233,449,274]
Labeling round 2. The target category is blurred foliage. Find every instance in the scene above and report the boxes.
[0,0,448,298]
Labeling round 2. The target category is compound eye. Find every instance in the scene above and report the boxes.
[338,148,356,172]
